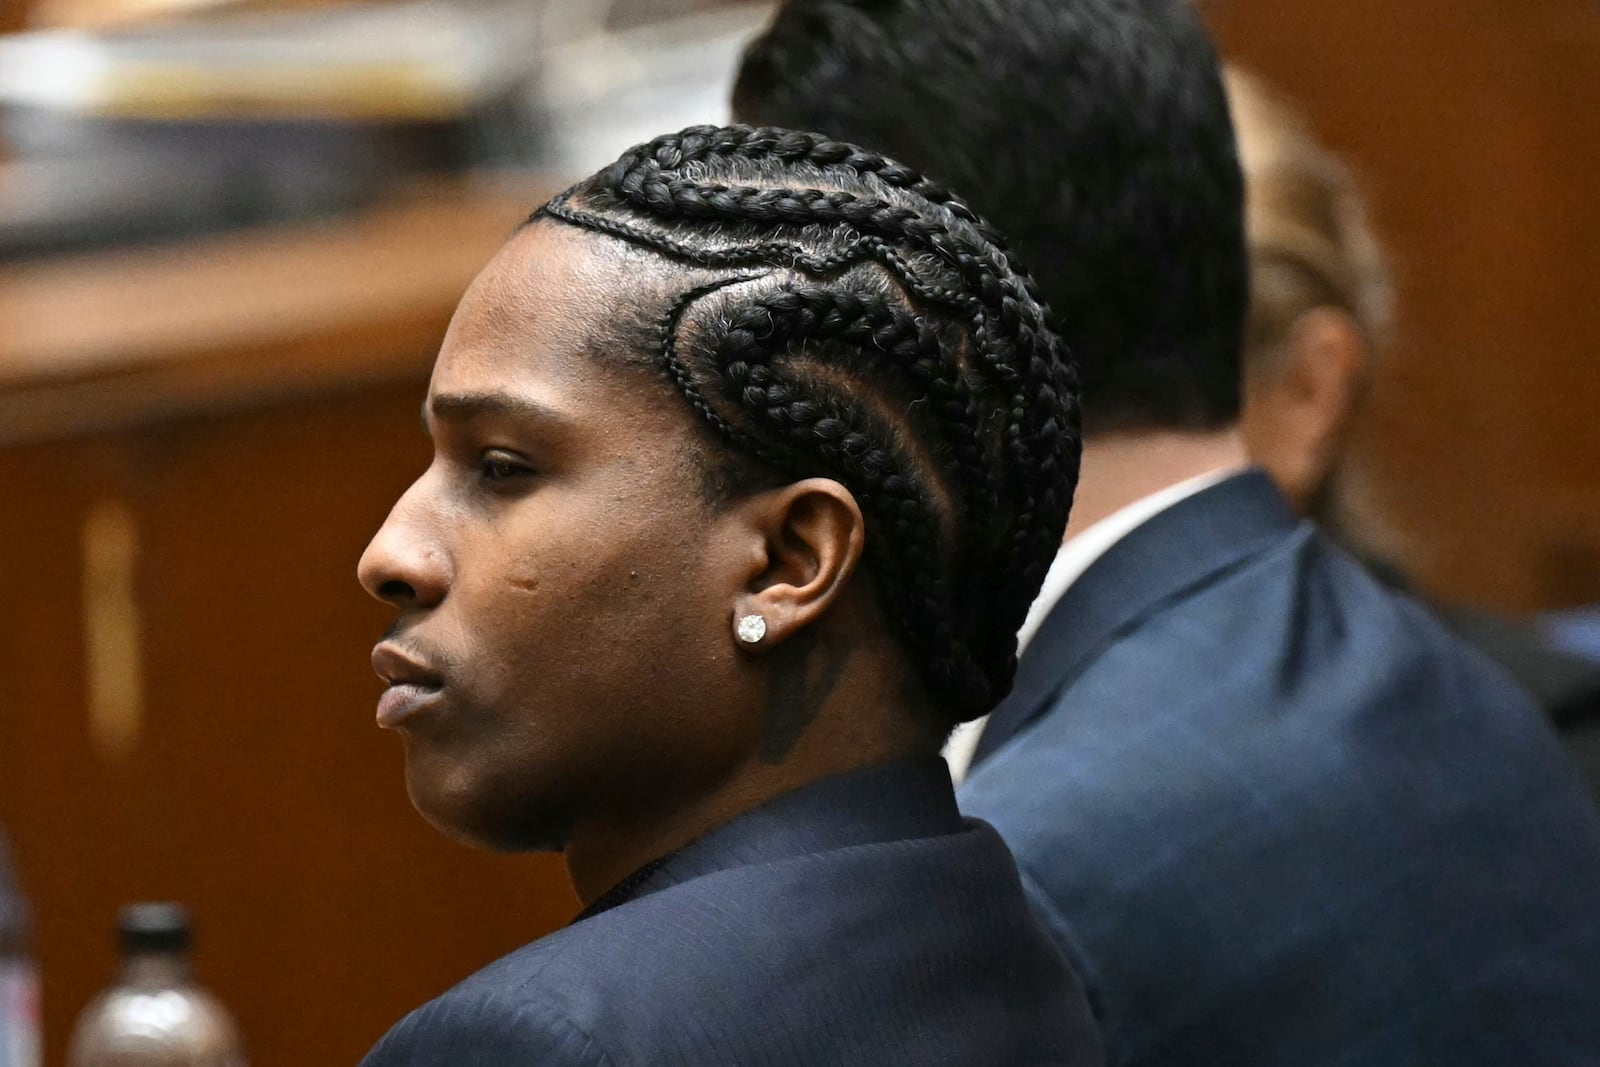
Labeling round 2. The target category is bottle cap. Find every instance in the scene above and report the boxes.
[117,902,191,955]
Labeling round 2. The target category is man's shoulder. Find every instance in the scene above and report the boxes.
[359,894,750,1067]
[360,963,612,1067]
[358,897,747,1067]
[964,523,1574,844]
[368,823,1099,1066]
[1032,517,1544,749]
[961,518,1600,1063]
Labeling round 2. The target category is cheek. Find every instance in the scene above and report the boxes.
[399,485,753,847]
[458,502,727,692]
[555,490,715,598]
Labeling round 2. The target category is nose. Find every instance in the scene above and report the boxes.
[357,479,450,610]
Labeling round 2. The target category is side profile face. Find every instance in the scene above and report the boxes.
[356,222,761,851]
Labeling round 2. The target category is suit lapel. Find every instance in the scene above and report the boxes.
[971,470,1298,766]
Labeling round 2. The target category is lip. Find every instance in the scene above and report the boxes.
[376,682,443,729]
[371,642,445,729]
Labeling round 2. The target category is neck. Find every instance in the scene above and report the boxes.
[563,642,931,907]
[1065,426,1248,541]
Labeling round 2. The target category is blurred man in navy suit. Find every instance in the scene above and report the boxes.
[737,1,1600,1063]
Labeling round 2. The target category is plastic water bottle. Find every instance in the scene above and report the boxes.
[68,904,244,1067]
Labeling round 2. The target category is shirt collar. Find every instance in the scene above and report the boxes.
[946,465,1242,783]
[1015,465,1241,654]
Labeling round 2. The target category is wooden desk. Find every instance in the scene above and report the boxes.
[0,184,537,444]
[0,182,581,1066]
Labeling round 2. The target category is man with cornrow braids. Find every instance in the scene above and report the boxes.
[736,2,1600,1065]
[357,124,1102,1065]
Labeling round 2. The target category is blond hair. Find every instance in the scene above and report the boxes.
[1226,67,1394,371]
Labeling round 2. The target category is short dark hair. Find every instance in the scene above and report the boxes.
[734,0,1248,433]
[535,125,1080,724]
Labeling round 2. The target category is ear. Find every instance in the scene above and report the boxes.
[726,478,866,650]
[1243,307,1371,513]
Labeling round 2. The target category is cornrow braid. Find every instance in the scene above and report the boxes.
[605,126,999,242]
[534,125,1081,725]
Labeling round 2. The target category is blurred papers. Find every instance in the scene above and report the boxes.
[531,0,769,175]
[0,0,542,121]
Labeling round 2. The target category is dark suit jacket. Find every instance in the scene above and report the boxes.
[1360,558,1600,799]
[961,471,1600,1067]
[1437,606,1600,798]
[363,759,1102,1066]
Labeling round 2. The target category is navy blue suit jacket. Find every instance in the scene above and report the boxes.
[364,759,1102,1066]
[961,471,1600,1066]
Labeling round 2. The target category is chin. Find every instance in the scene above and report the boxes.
[404,757,570,853]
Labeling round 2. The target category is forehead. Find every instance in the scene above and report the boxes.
[430,221,661,403]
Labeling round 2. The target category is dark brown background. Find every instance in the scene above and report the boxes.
[2,1,1597,1063]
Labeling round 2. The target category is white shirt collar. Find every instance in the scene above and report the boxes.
[1014,466,1240,654]
[945,465,1241,783]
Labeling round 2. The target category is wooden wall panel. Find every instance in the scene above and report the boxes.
[1203,0,1600,611]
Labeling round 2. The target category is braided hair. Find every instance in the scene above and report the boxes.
[532,125,1079,726]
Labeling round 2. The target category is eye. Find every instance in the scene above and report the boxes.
[478,450,535,485]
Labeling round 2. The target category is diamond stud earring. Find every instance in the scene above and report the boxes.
[735,614,768,645]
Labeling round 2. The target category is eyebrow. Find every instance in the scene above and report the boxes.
[422,391,569,431]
